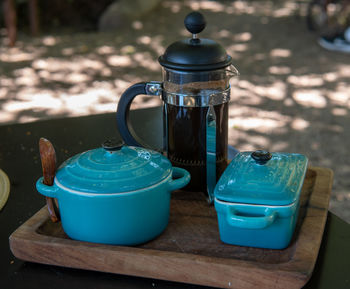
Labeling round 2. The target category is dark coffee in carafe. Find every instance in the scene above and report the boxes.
[161,70,231,195]
[166,102,228,192]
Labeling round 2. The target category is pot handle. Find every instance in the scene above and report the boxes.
[36,177,60,198]
[116,81,162,147]
[226,208,277,229]
[167,167,191,192]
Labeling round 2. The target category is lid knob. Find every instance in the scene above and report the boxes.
[184,12,206,39]
[251,150,272,165]
[102,139,124,151]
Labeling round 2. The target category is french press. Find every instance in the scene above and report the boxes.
[116,12,238,202]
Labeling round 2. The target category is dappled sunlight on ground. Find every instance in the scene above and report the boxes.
[0,0,349,222]
[0,46,46,62]
[184,0,300,17]
[0,37,163,124]
[293,90,327,108]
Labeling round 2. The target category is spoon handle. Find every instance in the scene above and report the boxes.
[39,138,60,222]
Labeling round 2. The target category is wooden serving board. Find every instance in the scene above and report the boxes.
[10,167,333,289]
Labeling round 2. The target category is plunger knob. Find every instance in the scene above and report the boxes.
[184,12,206,38]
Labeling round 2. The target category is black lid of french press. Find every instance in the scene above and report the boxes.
[158,12,232,71]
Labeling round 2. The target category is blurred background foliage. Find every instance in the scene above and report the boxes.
[0,0,115,32]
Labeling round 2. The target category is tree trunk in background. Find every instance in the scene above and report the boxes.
[3,0,17,46]
[29,0,40,36]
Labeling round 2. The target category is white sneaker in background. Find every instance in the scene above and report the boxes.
[318,27,350,53]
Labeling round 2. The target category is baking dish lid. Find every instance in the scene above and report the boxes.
[214,151,308,206]
[55,141,172,194]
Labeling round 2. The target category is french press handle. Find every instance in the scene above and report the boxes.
[116,81,162,147]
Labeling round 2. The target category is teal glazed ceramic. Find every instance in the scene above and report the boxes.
[214,150,308,249]
[36,141,190,245]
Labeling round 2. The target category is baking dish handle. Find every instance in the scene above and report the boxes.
[167,167,191,192]
[226,208,277,229]
[36,177,60,198]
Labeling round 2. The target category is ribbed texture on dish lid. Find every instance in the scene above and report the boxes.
[55,146,172,194]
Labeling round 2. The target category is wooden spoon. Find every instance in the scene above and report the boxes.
[39,138,60,222]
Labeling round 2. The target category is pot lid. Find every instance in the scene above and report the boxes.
[214,151,308,206]
[158,12,232,71]
[55,140,172,194]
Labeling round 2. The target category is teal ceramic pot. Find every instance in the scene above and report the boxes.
[214,150,308,249]
[36,142,190,245]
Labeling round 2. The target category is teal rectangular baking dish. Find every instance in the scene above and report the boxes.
[214,150,308,249]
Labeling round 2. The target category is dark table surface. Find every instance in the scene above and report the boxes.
[1,107,349,289]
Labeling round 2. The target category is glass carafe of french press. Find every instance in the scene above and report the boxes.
[116,12,239,202]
